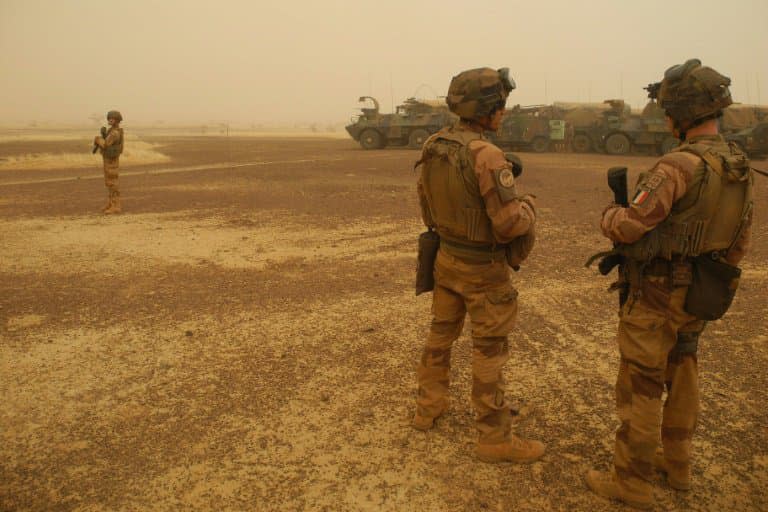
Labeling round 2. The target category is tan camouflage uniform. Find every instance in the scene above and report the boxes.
[600,134,752,501]
[415,121,536,446]
[95,127,123,213]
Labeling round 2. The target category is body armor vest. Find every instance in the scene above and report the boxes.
[621,137,752,263]
[103,128,124,159]
[419,126,496,249]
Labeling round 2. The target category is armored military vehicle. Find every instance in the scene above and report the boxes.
[557,100,632,153]
[721,104,768,133]
[597,102,768,156]
[601,97,679,156]
[727,122,768,158]
[492,104,568,152]
[558,93,677,155]
[345,96,456,149]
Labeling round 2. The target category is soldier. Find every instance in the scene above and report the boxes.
[412,67,545,463]
[93,110,124,214]
[586,59,753,509]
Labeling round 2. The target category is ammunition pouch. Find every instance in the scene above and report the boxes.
[415,230,440,295]
[643,257,693,286]
[102,128,124,159]
[684,251,741,320]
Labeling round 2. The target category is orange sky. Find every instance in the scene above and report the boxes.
[1,0,766,125]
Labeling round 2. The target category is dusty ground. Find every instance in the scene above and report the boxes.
[1,134,766,512]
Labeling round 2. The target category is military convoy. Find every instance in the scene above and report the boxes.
[345,96,456,149]
[346,93,768,156]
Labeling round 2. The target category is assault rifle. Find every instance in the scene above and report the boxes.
[598,167,628,273]
[92,126,107,154]
[585,166,629,305]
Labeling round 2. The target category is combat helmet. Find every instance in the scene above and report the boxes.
[657,59,732,130]
[446,67,516,121]
[107,110,123,122]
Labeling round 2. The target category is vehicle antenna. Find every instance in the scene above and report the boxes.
[390,72,394,113]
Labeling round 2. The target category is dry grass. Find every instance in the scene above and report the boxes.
[0,133,92,143]
[0,139,170,170]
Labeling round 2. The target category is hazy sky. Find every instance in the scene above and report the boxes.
[1,0,767,125]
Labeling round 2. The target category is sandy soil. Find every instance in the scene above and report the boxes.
[1,136,766,511]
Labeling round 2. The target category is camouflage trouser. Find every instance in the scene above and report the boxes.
[613,276,705,497]
[416,250,518,445]
[103,157,120,200]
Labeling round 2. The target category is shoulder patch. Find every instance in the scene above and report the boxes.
[631,171,666,206]
[498,168,515,188]
[493,167,517,202]
[643,173,665,190]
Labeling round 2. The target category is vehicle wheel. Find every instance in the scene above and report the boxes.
[359,129,383,150]
[572,133,591,153]
[604,133,631,155]
[660,136,679,154]
[408,129,430,149]
[531,136,550,153]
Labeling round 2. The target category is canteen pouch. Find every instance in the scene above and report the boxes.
[684,253,741,320]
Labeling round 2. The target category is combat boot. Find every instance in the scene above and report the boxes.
[653,448,691,491]
[476,435,545,463]
[411,409,444,431]
[585,470,653,510]
[104,195,121,215]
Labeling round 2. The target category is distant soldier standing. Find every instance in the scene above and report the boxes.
[587,59,753,509]
[93,110,124,214]
[413,67,545,463]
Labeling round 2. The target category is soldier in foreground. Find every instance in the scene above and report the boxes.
[412,68,544,463]
[587,59,753,509]
[93,110,124,214]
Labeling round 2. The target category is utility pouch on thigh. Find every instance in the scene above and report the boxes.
[416,229,440,296]
[684,253,741,320]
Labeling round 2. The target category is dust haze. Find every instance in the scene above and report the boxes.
[1,0,767,126]
[2,1,768,511]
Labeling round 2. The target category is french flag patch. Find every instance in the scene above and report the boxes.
[632,190,650,205]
